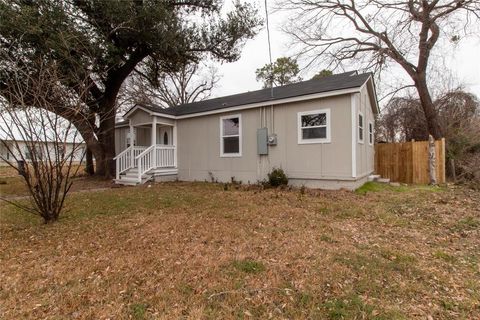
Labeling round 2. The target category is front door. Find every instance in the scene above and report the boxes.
[158,127,172,145]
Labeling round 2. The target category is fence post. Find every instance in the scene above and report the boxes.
[410,139,415,184]
[441,138,446,184]
[428,135,437,185]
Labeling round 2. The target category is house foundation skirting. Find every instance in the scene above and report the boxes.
[288,175,369,191]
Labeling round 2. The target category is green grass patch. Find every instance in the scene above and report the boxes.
[355,182,409,195]
[231,259,265,274]
[355,181,442,195]
[320,234,336,243]
[130,303,149,320]
[433,250,457,263]
[355,182,388,195]
[322,294,406,320]
[454,216,480,231]
[335,250,419,294]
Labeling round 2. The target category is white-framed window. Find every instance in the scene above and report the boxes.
[358,112,364,144]
[220,114,242,157]
[297,109,331,144]
[368,121,374,145]
[25,145,43,160]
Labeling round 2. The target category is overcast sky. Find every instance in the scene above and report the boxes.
[214,1,480,105]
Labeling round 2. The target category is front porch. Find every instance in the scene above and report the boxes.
[114,115,177,185]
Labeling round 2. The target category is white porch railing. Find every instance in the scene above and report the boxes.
[133,146,147,158]
[155,145,176,168]
[114,146,148,180]
[136,145,156,182]
[133,145,176,182]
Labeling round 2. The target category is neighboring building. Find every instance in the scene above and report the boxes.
[114,71,378,190]
[0,139,86,166]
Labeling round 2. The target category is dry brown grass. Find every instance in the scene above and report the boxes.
[0,169,112,198]
[0,182,479,319]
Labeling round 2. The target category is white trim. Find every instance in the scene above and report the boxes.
[124,106,154,118]
[150,87,359,120]
[155,121,175,127]
[219,114,242,157]
[368,121,374,145]
[359,75,380,114]
[368,76,381,114]
[297,109,331,144]
[129,120,174,127]
[358,112,364,144]
[130,121,154,127]
[351,94,357,178]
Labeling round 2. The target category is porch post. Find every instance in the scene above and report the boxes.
[173,121,177,168]
[129,121,134,168]
[152,116,157,168]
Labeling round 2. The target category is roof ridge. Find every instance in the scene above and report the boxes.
[171,71,365,109]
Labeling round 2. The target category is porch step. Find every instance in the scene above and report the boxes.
[123,171,150,179]
[115,167,153,186]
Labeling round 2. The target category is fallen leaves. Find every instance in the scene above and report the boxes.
[0,182,478,319]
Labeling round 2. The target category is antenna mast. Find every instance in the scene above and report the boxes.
[265,0,273,98]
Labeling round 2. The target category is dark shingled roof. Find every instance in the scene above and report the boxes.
[129,71,372,117]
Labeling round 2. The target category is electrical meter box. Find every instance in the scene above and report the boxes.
[257,128,268,155]
[267,134,277,146]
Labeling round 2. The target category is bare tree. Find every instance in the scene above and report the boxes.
[376,96,427,142]
[281,0,480,139]
[0,60,88,223]
[119,62,220,111]
[377,88,480,185]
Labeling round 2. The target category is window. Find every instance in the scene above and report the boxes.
[297,109,331,144]
[56,144,66,157]
[24,146,32,160]
[358,112,364,143]
[25,145,43,160]
[220,114,242,157]
[368,122,374,145]
[163,132,168,145]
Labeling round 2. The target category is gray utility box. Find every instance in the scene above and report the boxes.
[267,134,277,146]
[257,128,268,155]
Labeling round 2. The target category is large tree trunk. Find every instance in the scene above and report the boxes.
[96,119,116,178]
[95,100,117,178]
[415,74,443,139]
[85,147,94,175]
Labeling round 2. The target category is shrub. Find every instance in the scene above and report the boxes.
[268,167,288,187]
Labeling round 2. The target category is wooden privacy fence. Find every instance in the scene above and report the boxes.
[375,138,446,184]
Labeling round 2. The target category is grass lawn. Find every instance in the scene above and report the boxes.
[0,166,113,197]
[0,181,479,319]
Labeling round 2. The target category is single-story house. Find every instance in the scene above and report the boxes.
[114,71,379,190]
[0,139,86,166]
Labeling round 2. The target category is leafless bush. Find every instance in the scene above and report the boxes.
[0,60,89,223]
